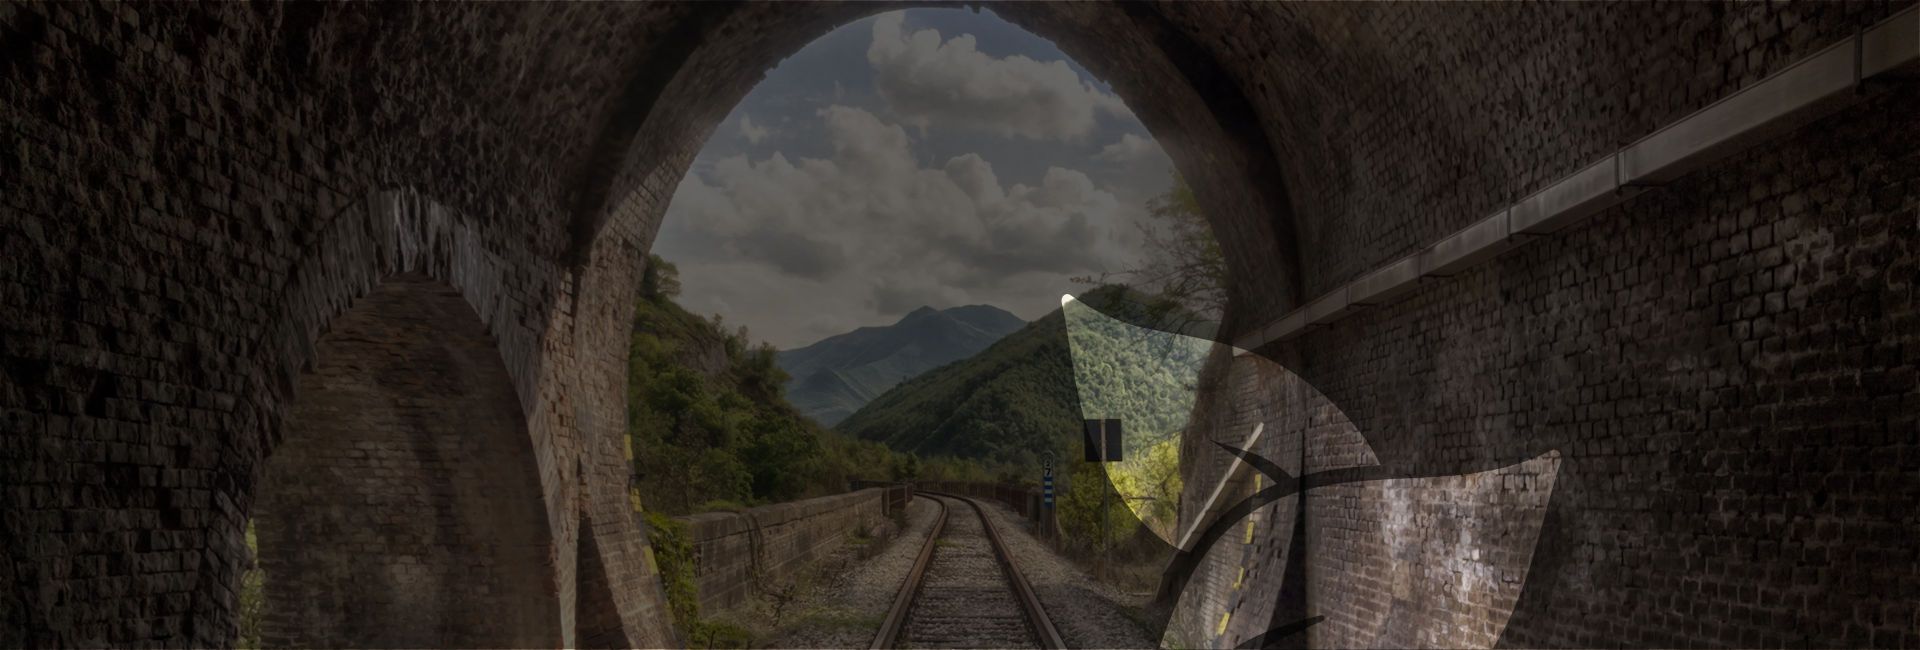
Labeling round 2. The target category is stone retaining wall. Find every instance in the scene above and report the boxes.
[675,488,897,612]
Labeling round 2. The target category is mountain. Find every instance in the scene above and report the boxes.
[835,286,1213,468]
[777,304,1026,426]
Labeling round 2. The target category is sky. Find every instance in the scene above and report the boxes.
[653,8,1176,349]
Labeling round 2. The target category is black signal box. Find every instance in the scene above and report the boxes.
[1082,419,1123,462]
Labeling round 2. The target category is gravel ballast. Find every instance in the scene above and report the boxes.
[709,495,1157,649]
[976,500,1160,649]
[901,497,1039,648]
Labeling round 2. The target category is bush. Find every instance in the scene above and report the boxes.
[644,511,700,635]
[1056,461,1140,551]
[645,510,758,649]
[688,619,755,649]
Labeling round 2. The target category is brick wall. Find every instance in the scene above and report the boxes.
[676,489,892,613]
[1151,2,1914,330]
[253,274,557,648]
[0,2,681,645]
[1177,65,1920,650]
[3,2,1914,647]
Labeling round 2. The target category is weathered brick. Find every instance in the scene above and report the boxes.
[4,2,1916,648]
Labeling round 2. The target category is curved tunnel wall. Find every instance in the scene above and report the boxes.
[1175,27,1919,650]
[254,273,558,648]
[0,3,1914,648]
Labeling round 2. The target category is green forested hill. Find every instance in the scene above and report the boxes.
[777,305,1026,426]
[837,285,1213,548]
[836,286,1212,470]
[837,308,1080,467]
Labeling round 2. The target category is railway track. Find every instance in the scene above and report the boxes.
[871,493,1065,649]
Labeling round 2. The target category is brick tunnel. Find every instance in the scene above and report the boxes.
[1,2,1916,648]
[252,273,558,648]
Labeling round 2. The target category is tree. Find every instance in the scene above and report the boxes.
[625,278,908,516]
[641,254,682,300]
[1057,461,1136,551]
[1080,173,1228,324]
[890,453,922,481]
[1107,434,1183,541]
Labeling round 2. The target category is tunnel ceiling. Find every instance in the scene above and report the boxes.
[2,2,1913,647]
[73,2,1883,332]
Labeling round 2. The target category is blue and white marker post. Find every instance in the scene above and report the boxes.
[1041,452,1056,541]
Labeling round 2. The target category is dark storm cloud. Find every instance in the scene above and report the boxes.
[871,282,932,315]
[733,231,848,281]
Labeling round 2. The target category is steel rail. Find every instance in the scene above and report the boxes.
[872,492,1065,649]
[870,495,948,649]
[960,493,1067,650]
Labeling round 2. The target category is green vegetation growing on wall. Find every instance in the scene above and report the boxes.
[645,511,754,648]
[627,256,908,516]
[644,511,700,633]
[237,523,264,649]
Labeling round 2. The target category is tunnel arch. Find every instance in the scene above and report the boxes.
[2,3,1911,648]
[230,187,645,647]
[251,272,560,648]
[573,2,1309,334]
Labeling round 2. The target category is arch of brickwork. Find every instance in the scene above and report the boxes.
[1154,5,1920,650]
[254,272,558,648]
[2,2,1915,648]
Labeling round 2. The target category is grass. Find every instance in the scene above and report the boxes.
[846,524,875,548]
[237,522,264,650]
[693,515,913,647]
[1116,602,1166,645]
[684,619,755,649]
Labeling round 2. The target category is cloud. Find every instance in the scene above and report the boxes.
[866,12,1131,141]
[1091,132,1178,207]
[871,275,971,315]
[738,114,771,144]
[1097,133,1162,164]
[736,231,847,280]
[657,105,1148,347]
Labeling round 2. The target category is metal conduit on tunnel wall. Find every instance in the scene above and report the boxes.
[1233,5,1919,353]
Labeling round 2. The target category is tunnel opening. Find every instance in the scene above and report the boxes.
[4,3,1914,649]
[620,7,1235,646]
[247,273,560,649]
